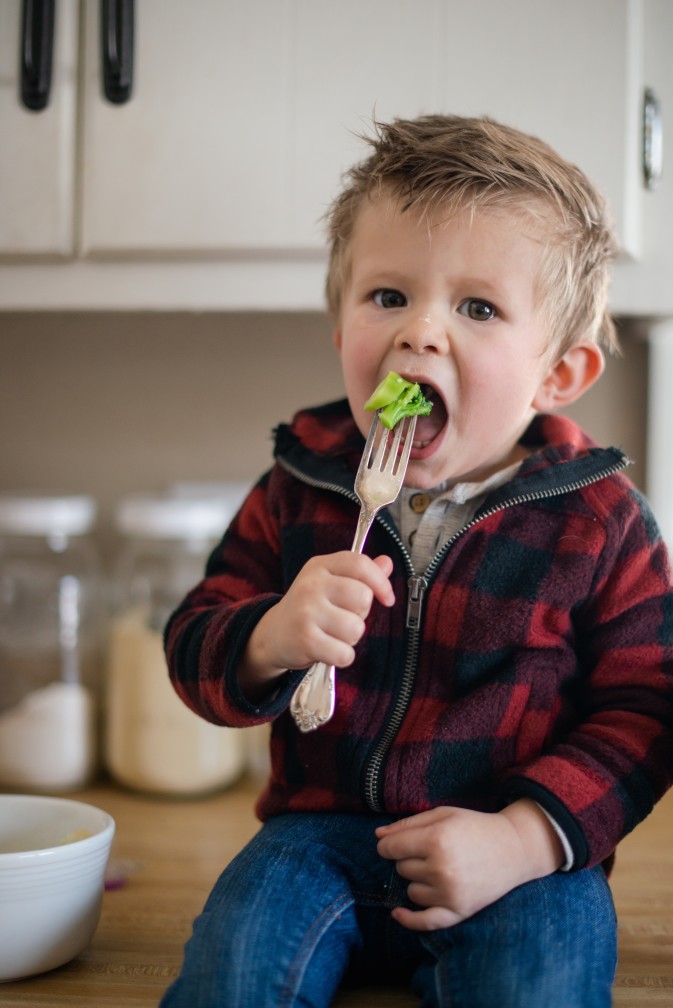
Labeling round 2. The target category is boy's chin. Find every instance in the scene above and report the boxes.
[403,461,449,491]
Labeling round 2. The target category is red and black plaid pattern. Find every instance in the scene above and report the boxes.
[165,400,673,870]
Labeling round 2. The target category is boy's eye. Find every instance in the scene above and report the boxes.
[458,299,497,322]
[373,289,407,309]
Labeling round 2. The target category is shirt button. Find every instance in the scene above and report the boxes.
[409,492,431,514]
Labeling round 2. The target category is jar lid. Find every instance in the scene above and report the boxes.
[0,494,97,536]
[116,493,241,540]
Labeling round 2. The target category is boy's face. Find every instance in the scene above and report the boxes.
[334,195,559,490]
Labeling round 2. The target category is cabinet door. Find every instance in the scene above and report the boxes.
[80,0,641,260]
[437,0,641,259]
[285,0,446,247]
[80,0,446,256]
[611,0,673,315]
[79,0,291,255]
[287,0,640,256]
[0,0,78,256]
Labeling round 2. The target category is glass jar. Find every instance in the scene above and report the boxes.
[0,493,103,791]
[105,492,246,796]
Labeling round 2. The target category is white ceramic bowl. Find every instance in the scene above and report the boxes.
[0,794,115,981]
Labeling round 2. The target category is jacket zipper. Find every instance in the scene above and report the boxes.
[278,454,629,813]
[360,457,630,812]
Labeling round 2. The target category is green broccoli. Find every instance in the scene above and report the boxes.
[364,371,433,430]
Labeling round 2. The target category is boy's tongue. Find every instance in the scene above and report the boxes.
[414,398,447,445]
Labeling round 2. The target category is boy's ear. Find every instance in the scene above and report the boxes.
[332,326,343,351]
[532,341,604,412]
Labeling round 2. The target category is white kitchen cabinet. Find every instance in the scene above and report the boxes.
[438,0,642,258]
[78,0,447,255]
[0,0,78,256]
[80,0,639,257]
[611,0,673,316]
[79,1,291,253]
[0,0,670,313]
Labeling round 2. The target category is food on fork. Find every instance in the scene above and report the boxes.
[364,371,433,430]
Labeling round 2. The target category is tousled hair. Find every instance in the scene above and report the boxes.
[325,115,619,356]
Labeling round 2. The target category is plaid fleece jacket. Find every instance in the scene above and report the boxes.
[165,399,673,870]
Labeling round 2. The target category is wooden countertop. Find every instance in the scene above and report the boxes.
[2,778,672,1007]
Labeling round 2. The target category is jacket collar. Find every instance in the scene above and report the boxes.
[273,399,364,495]
[274,399,630,500]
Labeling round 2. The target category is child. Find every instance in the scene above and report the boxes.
[160,115,673,1007]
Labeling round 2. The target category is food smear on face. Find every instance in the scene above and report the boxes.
[364,371,433,430]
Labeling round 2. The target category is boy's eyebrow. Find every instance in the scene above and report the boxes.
[354,264,515,300]
[354,267,408,286]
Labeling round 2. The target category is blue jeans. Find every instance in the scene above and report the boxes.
[160,811,617,1008]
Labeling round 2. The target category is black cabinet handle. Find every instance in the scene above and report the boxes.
[102,0,134,103]
[20,0,55,111]
[643,88,663,191]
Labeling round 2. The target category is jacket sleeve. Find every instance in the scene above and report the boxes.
[163,470,304,728]
[502,485,673,869]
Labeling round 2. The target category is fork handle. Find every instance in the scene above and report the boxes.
[290,506,377,732]
[289,661,336,732]
[352,503,377,554]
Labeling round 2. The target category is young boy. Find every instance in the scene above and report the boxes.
[160,115,673,1007]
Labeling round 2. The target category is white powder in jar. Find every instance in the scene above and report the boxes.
[0,681,95,790]
[106,609,245,795]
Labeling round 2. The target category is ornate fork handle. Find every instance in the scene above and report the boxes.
[289,413,416,733]
[289,504,376,732]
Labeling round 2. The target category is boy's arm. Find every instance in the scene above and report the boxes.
[165,470,395,719]
[164,473,292,727]
[500,487,673,870]
[379,487,673,931]
[238,551,394,703]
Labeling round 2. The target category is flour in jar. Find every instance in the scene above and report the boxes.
[0,681,95,790]
[106,609,244,795]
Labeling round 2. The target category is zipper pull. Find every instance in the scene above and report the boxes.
[406,575,427,629]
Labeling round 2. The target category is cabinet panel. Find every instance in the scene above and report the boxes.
[287,0,445,247]
[1,0,671,313]
[79,0,292,254]
[79,0,640,260]
[81,0,446,255]
[610,0,673,315]
[0,0,78,257]
[437,0,640,258]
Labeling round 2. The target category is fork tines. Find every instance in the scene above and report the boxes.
[367,414,416,476]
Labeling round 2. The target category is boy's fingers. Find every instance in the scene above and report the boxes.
[376,806,452,837]
[353,553,394,604]
[372,554,394,576]
[372,555,395,605]
[377,829,424,862]
[391,856,427,882]
[333,552,394,606]
[391,904,463,932]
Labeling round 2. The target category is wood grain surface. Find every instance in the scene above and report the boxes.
[2,779,671,1006]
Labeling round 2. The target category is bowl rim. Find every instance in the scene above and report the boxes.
[0,793,115,858]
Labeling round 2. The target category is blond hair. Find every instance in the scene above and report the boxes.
[325,115,619,356]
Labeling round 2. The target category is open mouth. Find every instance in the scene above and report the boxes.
[413,383,448,450]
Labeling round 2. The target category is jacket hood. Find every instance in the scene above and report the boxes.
[274,398,361,460]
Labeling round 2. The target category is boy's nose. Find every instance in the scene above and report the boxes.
[394,314,449,354]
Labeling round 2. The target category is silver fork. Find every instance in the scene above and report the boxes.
[290,413,418,732]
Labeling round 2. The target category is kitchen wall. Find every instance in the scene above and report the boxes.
[0,311,648,563]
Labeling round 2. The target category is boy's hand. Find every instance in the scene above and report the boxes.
[375,800,564,931]
[239,552,394,698]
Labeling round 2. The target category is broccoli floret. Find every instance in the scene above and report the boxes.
[364,371,433,430]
